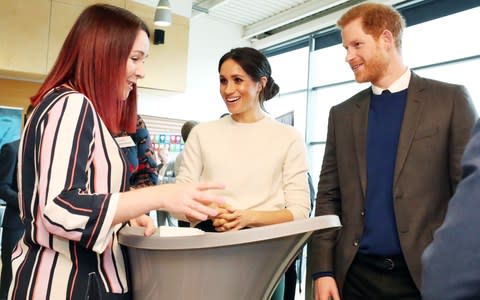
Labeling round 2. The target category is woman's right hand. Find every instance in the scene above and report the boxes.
[156,182,226,221]
[115,182,225,226]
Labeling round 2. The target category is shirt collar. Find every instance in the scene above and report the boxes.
[371,68,411,95]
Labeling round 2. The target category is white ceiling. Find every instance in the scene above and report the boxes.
[192,0,312,26]
[192,0,353,40]
[135,0,407,45]
[134,0,354,38]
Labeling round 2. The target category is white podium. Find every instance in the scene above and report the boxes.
[118,215,341,300]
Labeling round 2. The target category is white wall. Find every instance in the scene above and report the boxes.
[138,14,250,121]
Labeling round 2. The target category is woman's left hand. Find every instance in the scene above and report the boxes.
[213,209,253,232]
[130,214,156,236]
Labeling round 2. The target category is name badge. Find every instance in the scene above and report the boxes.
[115,136,136,148]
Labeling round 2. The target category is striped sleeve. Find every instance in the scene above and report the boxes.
[37,93,119,253]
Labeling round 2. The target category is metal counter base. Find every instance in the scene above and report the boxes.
[118,215,341,300]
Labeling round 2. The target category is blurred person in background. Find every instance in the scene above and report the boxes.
[175,120,199,227]
[119,115,159,188]
[0,104,33,300]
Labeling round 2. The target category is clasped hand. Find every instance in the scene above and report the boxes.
[212,204,251,232]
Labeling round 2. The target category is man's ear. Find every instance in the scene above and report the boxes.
[381,29,395,49]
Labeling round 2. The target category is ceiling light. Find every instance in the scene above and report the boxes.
[154,0,172,27]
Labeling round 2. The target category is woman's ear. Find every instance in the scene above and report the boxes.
[258,76,267,92]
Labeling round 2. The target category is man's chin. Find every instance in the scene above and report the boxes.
[354,74,368,83]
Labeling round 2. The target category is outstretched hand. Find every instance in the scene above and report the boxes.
[115,182,226,227]
[158,182,226,222]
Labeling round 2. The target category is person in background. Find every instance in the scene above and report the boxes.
[10,4,224,300]
[176,47,311,300]
[156,146,169,175]
[175,120,199,227]
[175,120,199,177]
[310,3,477,300]
[0,105,33,300]
[421,120,480,299]
[155,146,178,227]
[119,115,159,188]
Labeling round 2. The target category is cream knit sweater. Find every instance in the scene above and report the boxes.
[176,115,310,220]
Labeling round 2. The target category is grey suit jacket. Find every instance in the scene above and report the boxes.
[422,121,480,299]
[310,72,477,290]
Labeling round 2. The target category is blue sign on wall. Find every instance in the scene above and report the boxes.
[0,106,23,149]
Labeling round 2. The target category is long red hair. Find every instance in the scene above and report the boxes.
[31,4,150,135]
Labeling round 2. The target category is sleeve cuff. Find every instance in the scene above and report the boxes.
[92,193,119,253]
[312,271,334,280]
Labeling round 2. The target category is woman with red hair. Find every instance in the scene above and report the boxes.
[10,4,224,300]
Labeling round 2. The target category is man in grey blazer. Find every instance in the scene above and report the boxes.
[310,3,477,300]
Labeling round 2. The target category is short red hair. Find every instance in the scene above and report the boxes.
[337,3,405,51]
[31,4,150,135]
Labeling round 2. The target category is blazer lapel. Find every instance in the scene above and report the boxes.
[394,73,425,185]
[353,89,371,198]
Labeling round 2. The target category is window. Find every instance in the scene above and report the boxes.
[265,45,310,139]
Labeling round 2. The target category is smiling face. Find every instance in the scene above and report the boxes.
[341,18,389,85]
[219,59,265,122]
[123,30,150,100]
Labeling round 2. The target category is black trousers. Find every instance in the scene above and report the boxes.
[195,219,216,232]
[284,258,298,300]
[342,253,421,300]
[178,220,190,227]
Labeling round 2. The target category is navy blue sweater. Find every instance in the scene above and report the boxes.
[359,89,408,256]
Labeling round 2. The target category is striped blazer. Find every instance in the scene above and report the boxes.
[10,87,131,300]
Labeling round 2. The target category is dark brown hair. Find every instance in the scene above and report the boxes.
[218,47,279,111]
[181,120,199,142]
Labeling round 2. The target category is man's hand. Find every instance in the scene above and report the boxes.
[314,276,341,300]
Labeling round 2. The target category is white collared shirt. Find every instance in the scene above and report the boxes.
[371,69,411,95]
